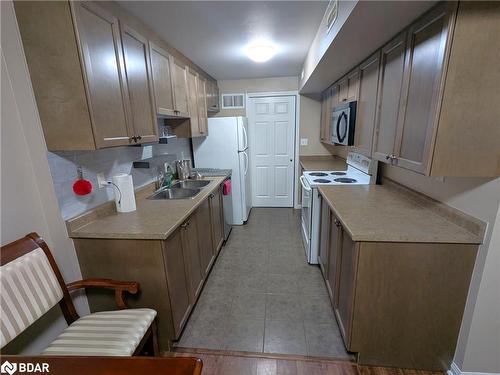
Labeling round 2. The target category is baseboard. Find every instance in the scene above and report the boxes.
[447,362,500,375]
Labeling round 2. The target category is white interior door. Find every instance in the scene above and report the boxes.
[249,95,296,207]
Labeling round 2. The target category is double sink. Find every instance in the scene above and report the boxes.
[147,179,211,200]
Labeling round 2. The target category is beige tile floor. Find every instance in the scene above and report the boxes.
[175,208,351,359]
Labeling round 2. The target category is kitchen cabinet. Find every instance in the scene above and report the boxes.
[393,4,452,174]
[171,59,190,118]
[120,23,158,144]
[319,88,330,143]
[317,193,479,370]
[338,70,359,103]
[353,52,380,157]
[209,186,224,255]
[185,68,201,136]
[72,182,226,351]
[334,225,357,345]
[327,214,341,305]
[372,32,407,163]
[196,76,209,135]
[180,215,203,302]
[195,199,214,277]
[70,1,132,148]
[162,228,192,338]
[149,42,177,117]
[318,197,330,280]
[206,80,220,113]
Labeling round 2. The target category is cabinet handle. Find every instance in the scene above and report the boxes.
[209,193,215,199]
[130,136,137,143]
[180,221,190,229]
[136,135,142,141]
[334,219,341,227]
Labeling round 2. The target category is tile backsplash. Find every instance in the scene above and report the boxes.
[47,138,192,220]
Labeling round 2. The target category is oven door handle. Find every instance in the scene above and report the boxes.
[299,176,312,192]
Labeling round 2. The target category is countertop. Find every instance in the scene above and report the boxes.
[299,155,347,171]
[318,182,483,244]
[68,175,228,240]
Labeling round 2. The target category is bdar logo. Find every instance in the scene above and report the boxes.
[1,361,17,375]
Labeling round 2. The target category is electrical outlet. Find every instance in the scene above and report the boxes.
[96,173,108,188]
[300,138,308,146]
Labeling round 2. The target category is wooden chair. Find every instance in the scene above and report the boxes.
[0,232,159,356]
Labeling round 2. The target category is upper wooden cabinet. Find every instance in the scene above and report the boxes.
[206,80,220,113]
[120,23,159,145]
[149,42,177,117]
[373,2,500,176]
[352,52,380,157]
[70,1,133,148]
[15,1,217,149]
[337,70,359,103]
[372,32,407,163]
[196,76,208,135]
[171,59,190,118]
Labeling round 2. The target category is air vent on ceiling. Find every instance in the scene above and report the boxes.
[326,0,339,34]
[221,93,245,109]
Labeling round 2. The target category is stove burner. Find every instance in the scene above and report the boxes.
[334,177,357,183]
[309,172,328,177]
[313,178,331,183]
[330,172,347,176]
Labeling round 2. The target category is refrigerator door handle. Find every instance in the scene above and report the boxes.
[243,151,249,176]
[241,121,248,150]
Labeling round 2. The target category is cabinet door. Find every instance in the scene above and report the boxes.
[186,68,201,137]
[327,216,342,305]
[338,77,348,102]
[372,32,407,163]
[149,42,177,117]
[395,4,452,174]
[354,52,380,157]
[347,70,360,101]
[181,217,203,302]
[318,197,331,281]
[320,90,330,143]
[335,226,358,349]
[196,199,214,277]
[197,77,208,136]
[171,59,190,117]
[162,228,192,339]
[210,187,224,255]
[120,24,158,144]
[70,1,132,148]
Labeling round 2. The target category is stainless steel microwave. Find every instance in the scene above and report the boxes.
[331,101,356,145]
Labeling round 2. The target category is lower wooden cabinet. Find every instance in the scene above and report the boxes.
[195,199,215,277]
[209,186,224,255]
[73,183,226,352]
[318,197,330,280]
[319,197,479,370]
[180,215,203,302]
[162,228,192,338]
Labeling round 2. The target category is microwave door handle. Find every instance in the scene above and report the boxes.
[300,176,312,192]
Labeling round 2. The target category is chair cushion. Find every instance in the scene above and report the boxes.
[42,308,156,356]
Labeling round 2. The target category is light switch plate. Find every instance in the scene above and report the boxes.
[300,138,308,146]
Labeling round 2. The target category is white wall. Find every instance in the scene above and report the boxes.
[216,76,333,157]
[382,164,500,373]
[1,1,89,354]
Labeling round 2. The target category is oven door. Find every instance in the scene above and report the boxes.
[300,176,312,257]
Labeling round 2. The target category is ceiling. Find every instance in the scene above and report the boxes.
[118,1,328,80]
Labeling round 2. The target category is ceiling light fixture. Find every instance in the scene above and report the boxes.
[244,41,277,63]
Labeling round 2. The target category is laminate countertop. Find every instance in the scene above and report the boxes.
[67,176,228,241]
[318,182,483,244]
[299,156,347,171]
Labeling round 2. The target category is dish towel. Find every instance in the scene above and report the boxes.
[223,179,231,195]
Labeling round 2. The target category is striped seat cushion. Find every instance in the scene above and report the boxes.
[1,247,64,348]
[42,308,157,356]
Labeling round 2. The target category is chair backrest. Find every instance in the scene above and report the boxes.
[0,233,78,348]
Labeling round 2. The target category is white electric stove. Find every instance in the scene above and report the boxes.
[300,152,377,264]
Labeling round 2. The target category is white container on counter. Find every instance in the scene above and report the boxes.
[111,173,136,213]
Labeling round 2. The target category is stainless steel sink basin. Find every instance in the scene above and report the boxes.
[171,180,211,189]
[147,188,201,200]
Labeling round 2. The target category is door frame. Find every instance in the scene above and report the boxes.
[246,91,300,208]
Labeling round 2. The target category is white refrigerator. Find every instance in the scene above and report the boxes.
[192,117,251,225]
